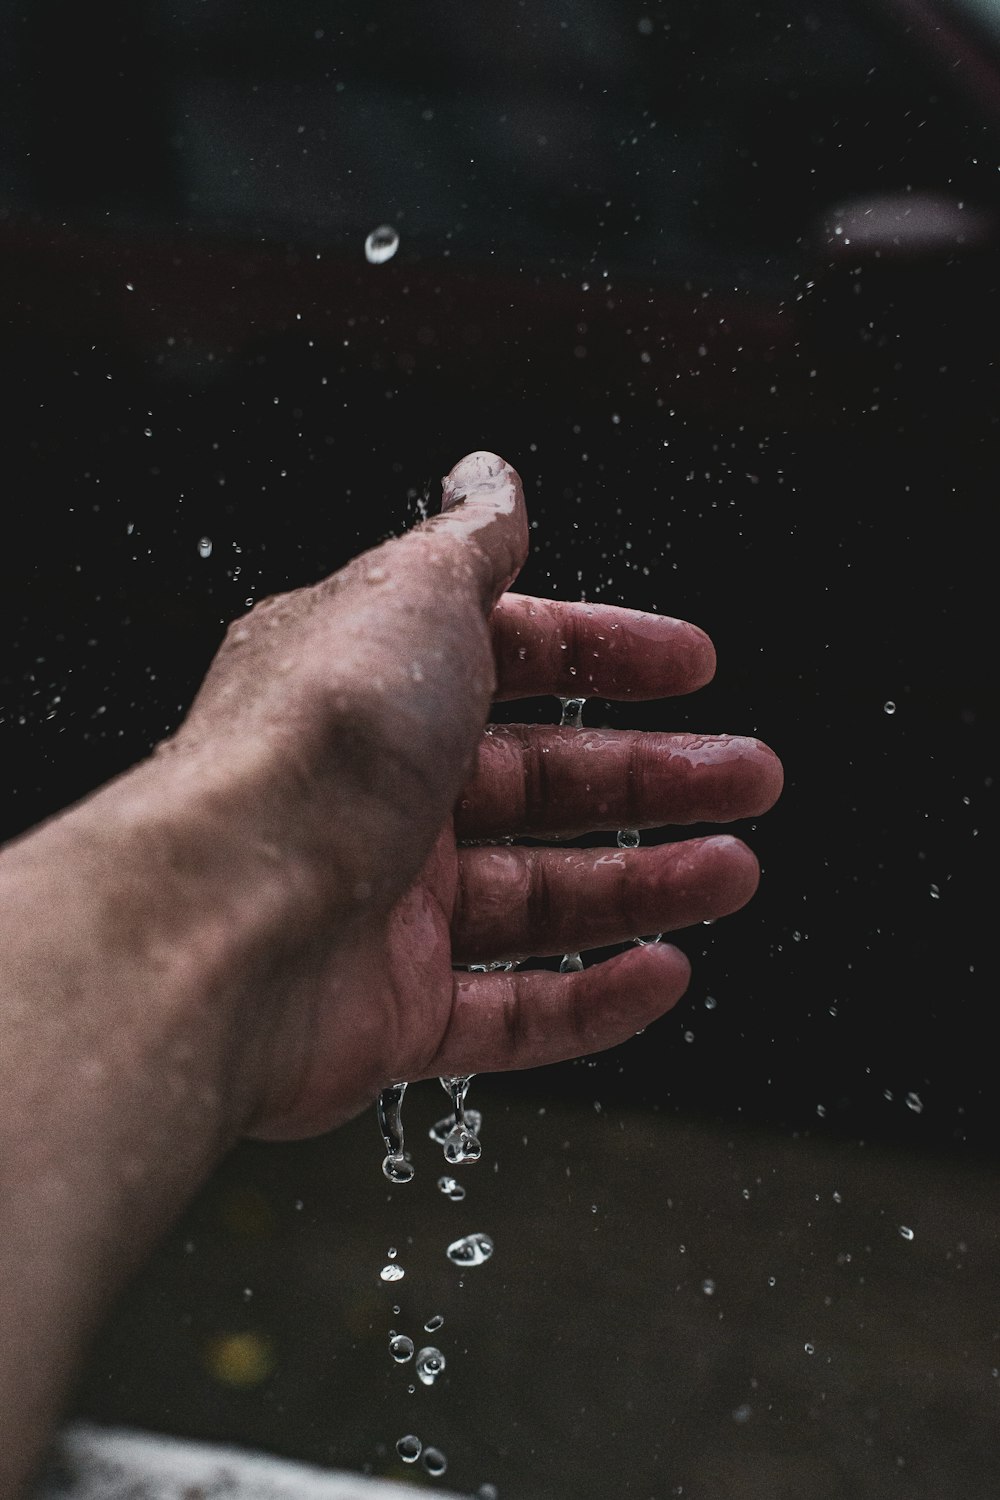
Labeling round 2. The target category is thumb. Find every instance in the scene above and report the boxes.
[427,451,528,611]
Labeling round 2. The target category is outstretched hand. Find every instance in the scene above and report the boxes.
[172,451,782,1138]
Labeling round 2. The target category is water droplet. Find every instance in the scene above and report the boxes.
[197,537,213,558]
[446,1232,494,1268]
[424,1314,444,1332]
[634,934,662,946]
[701,1278,716,1296]
[929,883,940,899]
[430,1109,482,1144]
[125,281,134,291]
[422,1447,448,1477]
[415,1346,446,1386]
[396,1434,422,1464]
[364,225,399,264]
[437,1175,467,1202]
[559,952,584,974]
[380,1264,405,1283]
[732,1403,752,1423]
[390,1335,414,1363]
[477,1487,499,1500]
[704,995,717,1009]
[444,1125,482,1165]
[617,828,640,849]
[767,1275,776,1287]
[905,1091,924,1114]
[883,700,896,715]
[558,696,586,728]
[387,1246,397,1259]
[378,1084,413,1182]
[804,1342,815,1355]
[899,1225,915,1241]
[143,427,153,438]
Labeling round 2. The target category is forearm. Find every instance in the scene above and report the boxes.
[0,754,294,1496]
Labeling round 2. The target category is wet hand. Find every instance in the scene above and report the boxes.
[176,453,781,1138]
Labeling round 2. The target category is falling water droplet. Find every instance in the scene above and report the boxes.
[198,537,213,558]
[477,1486,500,1500]
[883,700,896,715]
[558,696,586,728]
[415,1346,446,1386]
[378,1083,414,1183]
[701,1278,716,1296]
[906,1091,924,1114]
[380,1264,405,1283]
[389,1335,414,1363]
[422,1447,448,1477]
[396,1435,422,1464]
[430,1109,482,1144]
[364,225,400,264]
[424,1314,444,1333]
[559,952,584,974]
[436,1076,481,1164]
[437,1176,467,1201]
[446,1232,494,1267]
[804,1342,815,1355]
[617,828,640,849]
[899,1225,915,1241]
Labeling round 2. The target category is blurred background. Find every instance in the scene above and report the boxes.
[1,1,997,1496]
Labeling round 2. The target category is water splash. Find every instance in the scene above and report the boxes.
[378,1083,415,1184]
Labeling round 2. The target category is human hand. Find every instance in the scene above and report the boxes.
[160,452,782,1139]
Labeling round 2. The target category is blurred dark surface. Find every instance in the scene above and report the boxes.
[1,0,997,1493]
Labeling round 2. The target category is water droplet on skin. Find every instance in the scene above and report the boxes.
[884,700,896,715]
[634,934,662,946]
[415,1346,446,1386]
[198,537,213,558]
[560,952,584,974]
[446,1232,494,1267]
[424,1314,444,1332]
[617,828,640,849]
[906,1091,924,1114]
[380,1264,405,1282]
[396,1435,422,1464]
[438,1175,467,1201]
[390,1335,414,1363]
[701,1278,716,1296]
[899,1225,915,1241]
[422,1447,447,1477]
[364,225,400,264]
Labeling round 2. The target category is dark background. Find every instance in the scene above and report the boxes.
[1,2,997,1495]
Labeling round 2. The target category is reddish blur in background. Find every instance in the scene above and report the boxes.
[2,3,997,1497]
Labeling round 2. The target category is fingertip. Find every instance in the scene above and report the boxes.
[441,451,519,511]
[700,834,761,912]
[749,739,784,814]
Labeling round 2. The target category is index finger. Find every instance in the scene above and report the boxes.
[490,594,717,701]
